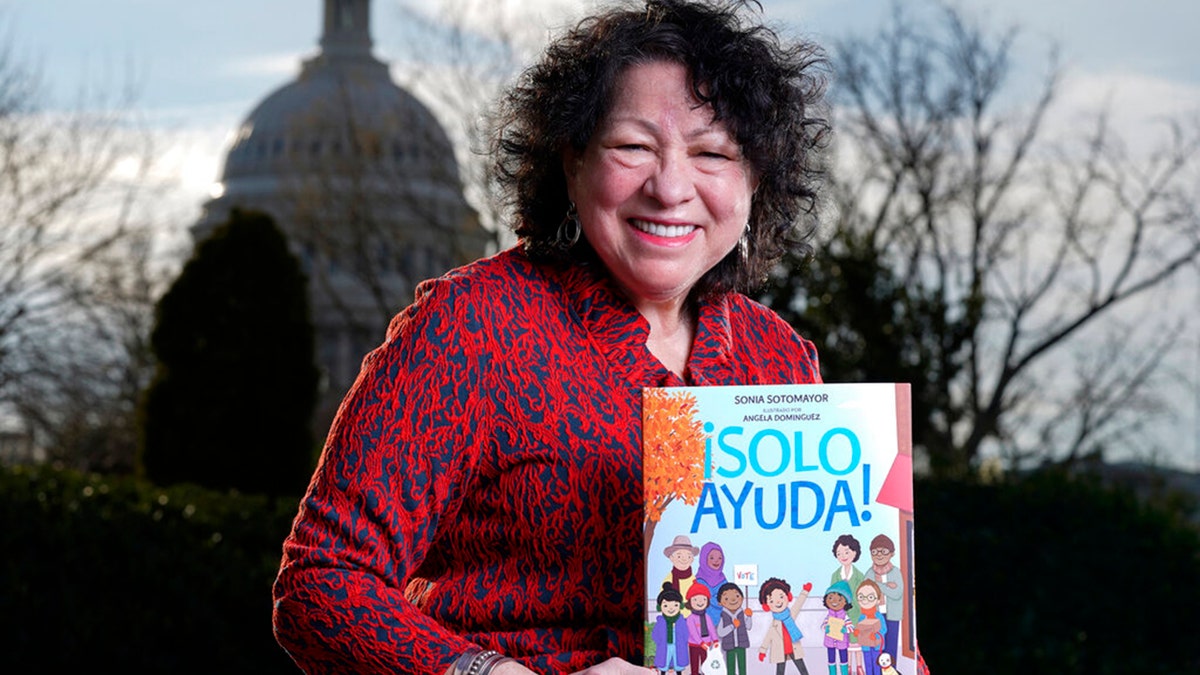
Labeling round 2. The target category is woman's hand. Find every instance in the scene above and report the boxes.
[569,657,655,675]
[492,659,538,675]
[484,655,652,675]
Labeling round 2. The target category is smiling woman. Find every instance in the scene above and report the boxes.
[269,2,869,675]
[564,61,757,374]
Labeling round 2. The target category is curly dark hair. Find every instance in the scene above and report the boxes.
[758,576,791,606]
[490,0,830,297]
[715,581,743,606]
[832,533,861,562]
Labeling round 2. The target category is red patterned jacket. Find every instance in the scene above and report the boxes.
[272,247,825,673]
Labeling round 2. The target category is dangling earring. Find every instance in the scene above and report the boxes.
[737,223,750,262]
[556,201,582,249]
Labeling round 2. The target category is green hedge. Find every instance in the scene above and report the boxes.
[3,463,1198,673]
[0,463,300,673]
[915,470,1200,673]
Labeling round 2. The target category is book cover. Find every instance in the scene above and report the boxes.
[642,383,916,675]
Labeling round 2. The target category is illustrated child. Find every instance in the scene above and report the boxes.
[696,541,728,625]
[756,577,813,675]
[685,584,719,675]
[829,534,865,624]
[867,534,903,661]
[664,535,701,611]
[853,579,888,675]
[820,580,855,675]
[715,582,754,675]
[653,582,691,675]
[877,652,900,675]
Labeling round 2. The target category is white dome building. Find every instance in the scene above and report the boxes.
[194,0,490,425]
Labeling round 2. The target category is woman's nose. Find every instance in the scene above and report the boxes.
[643,152,697,206]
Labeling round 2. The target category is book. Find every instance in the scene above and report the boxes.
[642,383,916,675]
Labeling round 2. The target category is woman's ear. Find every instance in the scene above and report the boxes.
[562,147,580,183]
[561,147,580,196]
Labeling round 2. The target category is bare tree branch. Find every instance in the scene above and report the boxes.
[0,22,167,471]
[771,2,1200,475]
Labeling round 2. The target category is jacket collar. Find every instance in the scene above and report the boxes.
[539,252,738,388]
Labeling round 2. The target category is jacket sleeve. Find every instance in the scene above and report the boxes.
[790,590,809,619]
[272,277,484,675]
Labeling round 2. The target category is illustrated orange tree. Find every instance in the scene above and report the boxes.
[643,389,710,552]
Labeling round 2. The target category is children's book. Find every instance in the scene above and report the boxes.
[642,383,917,675]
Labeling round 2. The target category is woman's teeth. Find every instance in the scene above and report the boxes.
[631,219,695,238]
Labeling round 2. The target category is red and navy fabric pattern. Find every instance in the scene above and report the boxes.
[272,247,823,674]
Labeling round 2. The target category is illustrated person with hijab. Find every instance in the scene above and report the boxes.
[695,541,728,625]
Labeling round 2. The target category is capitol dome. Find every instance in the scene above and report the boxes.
[218,40,459,190]
[197,0,469,218]
[194,0,490,426]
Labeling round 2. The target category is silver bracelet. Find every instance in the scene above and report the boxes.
[478,651,515,675]
[452,648,515,675]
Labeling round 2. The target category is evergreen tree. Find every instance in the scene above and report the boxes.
[140,209,318,496]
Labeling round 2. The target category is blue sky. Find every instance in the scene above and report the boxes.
[5,0,1199,469]
[9,0,1199,117]
[5,0,1197,211]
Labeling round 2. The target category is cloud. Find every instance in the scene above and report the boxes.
[218,52,305,79]
[1057,69,1200,125]
[1041,69,1200,154]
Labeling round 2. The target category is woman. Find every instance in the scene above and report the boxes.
[694,541,727,625]
[829,534,866,623]
[273,1,831,673]
[695,542,727,594]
